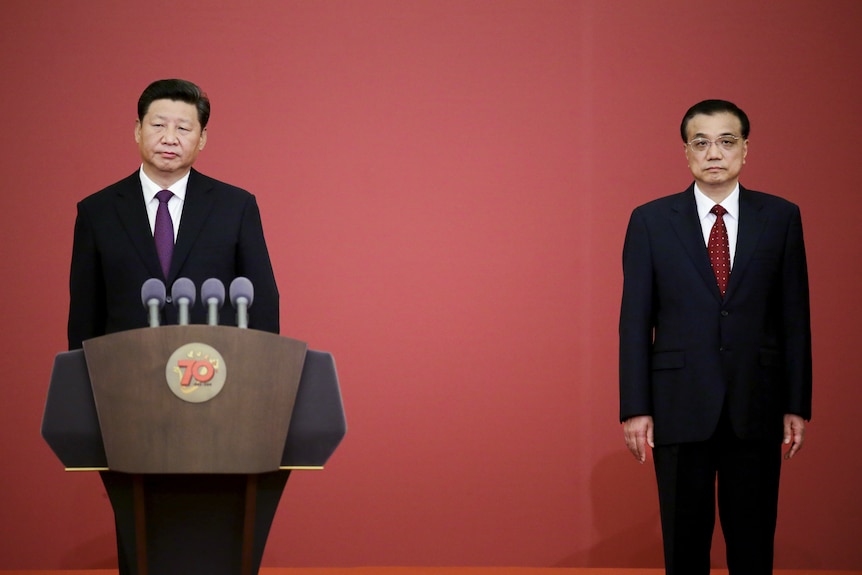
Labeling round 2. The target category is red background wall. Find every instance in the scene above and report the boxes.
[1,0,860,569]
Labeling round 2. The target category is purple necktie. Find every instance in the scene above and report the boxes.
[154,190,175,278]
[708,204,730,297]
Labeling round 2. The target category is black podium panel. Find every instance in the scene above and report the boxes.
[281,350,347,467]
[42,349,107,468]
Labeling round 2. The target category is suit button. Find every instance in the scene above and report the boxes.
[165,296,173,304]
[720,310,729,317]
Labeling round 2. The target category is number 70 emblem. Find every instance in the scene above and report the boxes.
[165,343,228,403]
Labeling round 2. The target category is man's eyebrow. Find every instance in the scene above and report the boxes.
[692,131,739,138]
[149,114,193,124]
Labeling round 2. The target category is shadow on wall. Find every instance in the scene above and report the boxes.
[557,450,664,567]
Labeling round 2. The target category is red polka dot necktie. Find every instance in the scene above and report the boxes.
[154,189,175,278]
[708,204,730,297]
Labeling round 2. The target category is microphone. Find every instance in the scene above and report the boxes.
[171,277,196,326]
[201,278,225,326]
[229,277,254,329]
[141,278,166,327]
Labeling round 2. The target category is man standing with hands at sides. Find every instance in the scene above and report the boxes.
[619,100,812,574]
[67,79,280,574]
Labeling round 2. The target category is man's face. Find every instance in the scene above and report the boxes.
[135,99,207,185]
[684,112,748,191]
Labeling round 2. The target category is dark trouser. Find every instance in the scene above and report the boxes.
[653,409,782,575]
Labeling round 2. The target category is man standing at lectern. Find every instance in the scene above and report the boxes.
[68,78,279,350]
[66,79,281,574]
[619,100,812,573]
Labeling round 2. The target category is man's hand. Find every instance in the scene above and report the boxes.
[783,414,806,460]
[623,415,654,464]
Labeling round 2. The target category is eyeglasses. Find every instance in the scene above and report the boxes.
[687,135,743,153]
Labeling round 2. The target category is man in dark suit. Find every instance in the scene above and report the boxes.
[68,78,278,349]
[67,79,281,574]
[619,100,812,574]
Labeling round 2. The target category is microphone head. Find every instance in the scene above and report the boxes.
[171,277,196,306]
[141,278,166,309]
[201,278,226,308]
[229,277,254,308]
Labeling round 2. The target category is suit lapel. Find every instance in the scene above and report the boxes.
[669,186,723,300]
[169,169,215,282]
[113,173,164,280]
[725,186,766,301]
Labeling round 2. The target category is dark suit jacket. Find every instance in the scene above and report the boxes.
[68,168,279,349]
[619,184,812,445]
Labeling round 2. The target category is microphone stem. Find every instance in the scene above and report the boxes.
[207,298,219,326]
[147,300,161,327]
[237,298,248,329]
[178,300,190,326]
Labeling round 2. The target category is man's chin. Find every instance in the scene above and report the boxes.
[151,161,184,174]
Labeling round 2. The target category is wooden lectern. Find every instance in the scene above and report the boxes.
[42,325,346,575]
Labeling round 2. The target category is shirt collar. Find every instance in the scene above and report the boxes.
[139,166,191,203]
[694,183,740,220]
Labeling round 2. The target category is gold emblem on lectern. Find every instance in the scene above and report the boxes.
[166,343,227,403]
